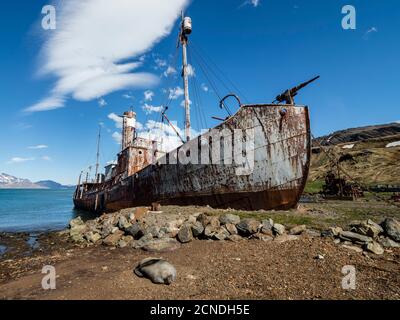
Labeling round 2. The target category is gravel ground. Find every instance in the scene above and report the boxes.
[0,234,399,300]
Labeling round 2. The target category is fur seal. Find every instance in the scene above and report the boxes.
[134,258,177,285]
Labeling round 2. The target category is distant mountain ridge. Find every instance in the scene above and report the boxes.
[0,173,73,189]
[314,122,400,146]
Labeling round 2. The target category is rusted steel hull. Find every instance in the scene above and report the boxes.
[74,104,311,212]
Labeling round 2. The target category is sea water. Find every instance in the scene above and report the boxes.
[0,189,95,233]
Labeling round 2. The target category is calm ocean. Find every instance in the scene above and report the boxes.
[0,189,94,233]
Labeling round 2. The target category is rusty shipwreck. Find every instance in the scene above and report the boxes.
[73,14,317,213]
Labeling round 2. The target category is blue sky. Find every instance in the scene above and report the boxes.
[0,0,399,184]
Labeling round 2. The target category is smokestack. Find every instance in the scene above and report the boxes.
[122,111,136,150]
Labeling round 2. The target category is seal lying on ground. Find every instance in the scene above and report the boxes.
[134,258,177,285]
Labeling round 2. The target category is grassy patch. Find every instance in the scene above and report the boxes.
[304,180,324,194]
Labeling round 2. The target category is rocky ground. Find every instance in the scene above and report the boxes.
[0,202,399,300]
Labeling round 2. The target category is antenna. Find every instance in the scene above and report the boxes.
[179,12,193,142]
[95,125,101,181]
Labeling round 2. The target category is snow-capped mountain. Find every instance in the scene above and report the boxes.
[0,173,74,189]
[0,173,44,189]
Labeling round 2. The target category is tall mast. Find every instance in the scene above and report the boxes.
[95,125,101,180]
[180,12,192,142]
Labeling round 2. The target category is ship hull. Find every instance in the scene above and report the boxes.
[74,104,311,212]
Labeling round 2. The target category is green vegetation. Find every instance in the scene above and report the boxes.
[304,180,324,194]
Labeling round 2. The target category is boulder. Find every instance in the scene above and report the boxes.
[70,224,87,242]
[219,214,240,225]
[261,219,274,235]
[227,234,243,242]
[322,227,342,238]
[128,212,136,223]
[86,220,101,233]
[224,223,238,235]
[123,235,134,246]
[204,224,218,238]
[274,234,299,243]
[84,231,102,244]
[103,230,124,246]
[118,216,132,231]
[126,223,145,240]
[69,217,87,242]
[204,216,221,238]
[251,233,273,242]
[177,224,193,243]
[213,227,230,241]
[378,236,400,248]
[289,225,307,235]
[191,221,205,238]
[197,213,212,228]
[341,244,363,253]
[142,238,181,253]
[272,223,286,236]
[350,220,383,238]
[236,219,261,236]
[160,223,180,238]
[69,217,84,229]
[144,226,161,238]
[133,233,154,249]
[364,241,384,255]
[187,215,197,225]
[382,218,400,242]
[339,231,373,244]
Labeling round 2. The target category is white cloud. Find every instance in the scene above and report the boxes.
[201,83,209,92]
[144,90,155,102]
[163,66,177,77]
[42,156,52,161]
[25,96,65,113]
[137,120,201,152]
[169,86,184,100]
[28,145,48,150]
[112,132,122,145]
[108,113,123,129]
[98,98,107,107]
[155,57,167,69]
[25,0,189,112]
[239,0,261,8]
[7,157,35,164]
[142,103,163,115]
[363,27,378,40]
[122,93,135,100]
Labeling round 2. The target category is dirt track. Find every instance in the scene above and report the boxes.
[1,235,399,300]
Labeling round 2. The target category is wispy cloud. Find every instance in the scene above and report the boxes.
[168,86,185,100]
[142,103,163,115]
[7,157,35,164]
[112,132,122,145]
[25,0,189,112]
[163,66,177,77]
[144,90,155,102]
[201,83,209,92]
[239,0,261,9]
[363,27,378,40]
[108,113,123,129]
[98,98,107,107]
[122,93,135,100]
[42,156,52,161]
[28,145,48,150]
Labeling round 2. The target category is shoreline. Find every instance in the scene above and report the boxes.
[1,201,399,300]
